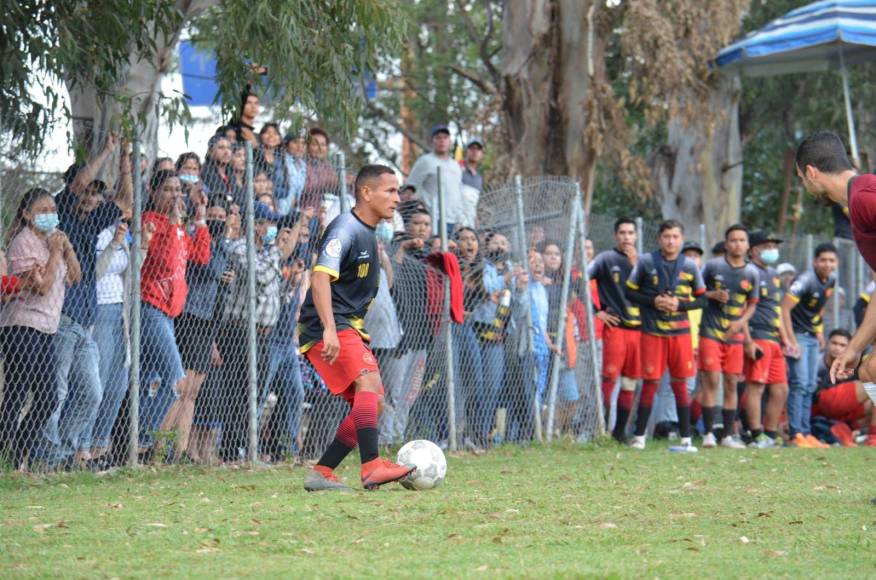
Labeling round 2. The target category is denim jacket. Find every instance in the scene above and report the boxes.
[183,238,230,320]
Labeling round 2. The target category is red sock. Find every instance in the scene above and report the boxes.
[617,389,634,411]
[640,380,659,407]
[351,390,380,464]
[336,414,357,448]
[670,380,689,406]
[601,378,617,407]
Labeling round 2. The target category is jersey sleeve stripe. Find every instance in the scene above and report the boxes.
[313,265,340,280]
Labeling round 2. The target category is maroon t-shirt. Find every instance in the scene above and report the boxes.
[848,174,876,271]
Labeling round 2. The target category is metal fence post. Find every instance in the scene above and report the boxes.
[805,234,814,268]
[699,223,707,254]
[577,201,605,438]
[437,167,458,452]
[244,142,259,464]
[635,217,644,256]
[545,193,579,441]
[337,151,350,214]
[514,176,543,442]
[128,138,143,468]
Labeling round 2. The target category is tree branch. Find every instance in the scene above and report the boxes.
[449,64,496,95]
[454,0,501,87]
[364,98,431,154]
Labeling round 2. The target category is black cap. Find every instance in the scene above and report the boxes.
[431,124,450,137]
[682,241,704,255]
[711,241,726,255]
[466,137,484,149]
[749,230,783,247]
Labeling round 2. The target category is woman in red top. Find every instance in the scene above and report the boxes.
[138,170,210,454]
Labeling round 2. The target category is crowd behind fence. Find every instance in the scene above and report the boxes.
[0,124,869,473]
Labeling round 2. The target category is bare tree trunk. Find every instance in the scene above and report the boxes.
[650,73,743,251]
[500,0,603,187]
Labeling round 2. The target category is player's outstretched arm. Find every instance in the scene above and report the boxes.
[311,271,340,364]
[833,289,876,382]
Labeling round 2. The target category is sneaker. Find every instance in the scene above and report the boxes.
[750,433,777,449]
[702,433,717,449]
[804,434,830,449]
[360,458,416,490]
[789,433,813,448]
[303,468,354,492]
[669,437,698,453]
[630,435,646,450]
[721,435,747,449]
[830,423,858,447]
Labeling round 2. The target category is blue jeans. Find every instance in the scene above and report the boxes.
[38,318,102,464]
[138,304,185,447]
[476,341,505,442]
[452,322,483,436]
[787,333,820,436]
[260,340,305,456]
[82,303,129,450]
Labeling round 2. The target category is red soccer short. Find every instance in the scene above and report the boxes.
[305,329,382,404]
[601,325,642,380]
[640,332,695,381]
[698,336,744,375]
[812,382,867,423]
[744,339,788,385]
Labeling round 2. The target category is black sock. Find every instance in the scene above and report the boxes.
[317,439,354,470]
[750,427,763,438]
[613,407,631,441]
[722,408,737,438]
[703,406,716,435]
[357,428,379,464]
[765,429,778,439]
[634,406,652,437]
[677,406,691,438]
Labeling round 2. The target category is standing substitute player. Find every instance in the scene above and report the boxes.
[588,217,641,442]
[625,220,706,452]
[698,225,760,449]
[299,165,415,492]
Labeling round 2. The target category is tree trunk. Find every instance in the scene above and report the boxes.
[650,73,743,251]
[500,0,603,188]
[66,0,217,182]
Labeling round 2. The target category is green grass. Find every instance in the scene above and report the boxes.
[2,442,876,578]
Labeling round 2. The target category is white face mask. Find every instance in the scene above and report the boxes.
[761,248,780,265]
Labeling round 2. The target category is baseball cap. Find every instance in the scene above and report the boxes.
[253,201,283,222]
[749,230,783,247]
[466,137,484,149]
[711,241,726,255]
[431,124,451,137]
[682,241,703,255]
[777,263,796,276]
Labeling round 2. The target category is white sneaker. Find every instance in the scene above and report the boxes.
[669,437,698,453]
[702,433,717,448]
[721,435,747,449]
[630,435,646,450]
[863,382,876,405]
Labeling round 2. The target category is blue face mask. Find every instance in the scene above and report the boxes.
[376,221,394,244]
[178,173,199,184]
[34,212,59,233]
[761,248,780,265]
[262,225,278,245]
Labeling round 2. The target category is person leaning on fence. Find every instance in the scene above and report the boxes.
[137,170,211,458]
[0,189,80,469]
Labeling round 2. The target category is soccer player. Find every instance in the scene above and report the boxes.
[780,243,838,448]
[624,220,706,452]
[743,231,790,449]
[794,132,876,390]
[588,217,641,442]
[299,164,415,492]
[698,225,760,449]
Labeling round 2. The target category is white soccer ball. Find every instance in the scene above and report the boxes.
[396,439,447,490]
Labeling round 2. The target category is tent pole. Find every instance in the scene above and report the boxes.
[839,49,861,167]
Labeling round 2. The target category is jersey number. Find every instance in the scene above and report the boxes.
[357,263,370,278]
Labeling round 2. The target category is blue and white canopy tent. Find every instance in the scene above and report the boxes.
[717,0,876,166]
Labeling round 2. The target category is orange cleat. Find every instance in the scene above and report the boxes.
[361,458,416,490]
[830,423,858,448]
[790,433,813,448]
[804,434,830,449]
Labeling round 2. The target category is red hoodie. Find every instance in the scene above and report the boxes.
[141,211,211,318]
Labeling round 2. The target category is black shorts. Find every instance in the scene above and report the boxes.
[174,313,217,374]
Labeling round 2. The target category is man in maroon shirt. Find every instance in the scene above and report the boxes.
[795,131,876,392]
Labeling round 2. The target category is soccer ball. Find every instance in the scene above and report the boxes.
[396,440,447,490]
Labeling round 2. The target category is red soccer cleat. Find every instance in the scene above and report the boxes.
[360,458,416,490]
[830,423,858,448]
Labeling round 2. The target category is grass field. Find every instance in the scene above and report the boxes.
[2,442,876,578]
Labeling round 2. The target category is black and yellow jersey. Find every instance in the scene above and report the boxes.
[700,258,760,344]
[626,252,705,336]
[587,248,641,329]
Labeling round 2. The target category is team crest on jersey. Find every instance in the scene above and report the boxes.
[740,279,752,291]
[612,272,620,284]
[325,238,342,258]
[825,288,834,298]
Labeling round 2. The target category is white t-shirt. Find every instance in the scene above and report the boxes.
[95,226,128,305]
[406,152,464,230]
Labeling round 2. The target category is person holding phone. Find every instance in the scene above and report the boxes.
[742,231,791,449]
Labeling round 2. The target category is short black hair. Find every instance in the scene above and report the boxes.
[829,328,852,341]
[354,164,395,197]
[208,194,229,211]
[814,242,838,258]
[614,217,636,233]
[308,126,329,144]
[795,131,853,174]
[149,169,178,194]
[658,219,684,235]
[724,223,748,240]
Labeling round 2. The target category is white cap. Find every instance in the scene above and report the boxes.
[776,262,796,276]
